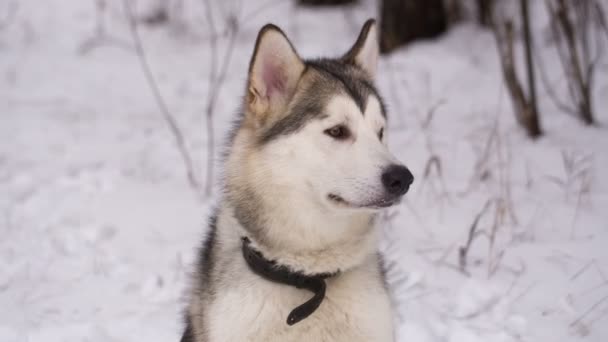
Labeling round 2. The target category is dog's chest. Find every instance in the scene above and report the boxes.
[206,262,394,342]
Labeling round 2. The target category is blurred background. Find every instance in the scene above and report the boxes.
[1,0,608,341]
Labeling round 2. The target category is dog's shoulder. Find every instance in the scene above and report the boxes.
[181,211,220,342]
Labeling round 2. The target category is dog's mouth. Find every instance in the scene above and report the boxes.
[327,193,400,209]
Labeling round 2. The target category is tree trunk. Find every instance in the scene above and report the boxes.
[520,0,542,136]
[446,0,463,25]
[544,0,597,125]
[477,0,494,27]
[493,20,542,138]
[580,87,594,124]
[380,0,447,54]
[554,0,595,125]
[298,0,356,6]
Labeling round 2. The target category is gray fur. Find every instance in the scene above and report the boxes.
[182,19,399,342]
[231,186,273,248]
[259,58,386,144]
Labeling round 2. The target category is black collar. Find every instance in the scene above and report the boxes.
[241,237,339,326]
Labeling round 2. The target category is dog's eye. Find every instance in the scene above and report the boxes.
[378,128,384,140]
[324,125,350,140]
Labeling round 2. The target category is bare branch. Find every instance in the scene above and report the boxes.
[459,199,492,274]
[534,44,578,116]
[241,0,289,25]
[570,294,608,327]
[570,259,595,281]
[521,0,539,125]
[0,0,17,30]
[546,0,597,124]
[200,0,240,196]
[201,0,218,197]
[492,10,542,138]
[122,0,202,196]
[80,0,133,54]
[422,99,446,129]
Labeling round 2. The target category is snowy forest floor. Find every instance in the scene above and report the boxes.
[1,1,608,341]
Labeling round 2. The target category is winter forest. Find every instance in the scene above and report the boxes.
[1,0,608,341]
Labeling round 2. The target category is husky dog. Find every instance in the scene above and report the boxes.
[181,19,413,342]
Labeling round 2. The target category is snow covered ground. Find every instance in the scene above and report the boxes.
[1,0,607,341]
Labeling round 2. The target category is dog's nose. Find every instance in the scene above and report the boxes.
[381,165,414,196]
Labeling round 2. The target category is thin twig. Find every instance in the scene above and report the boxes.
[80,0,133,54]
[511,281,536,305]
[570,259,595,281]
[123,0,202,196]
[459,199,493,274]
[546,0,597,124]
[202,0,218,197]
[534,43,577,116]
[570,294,608,327]
[200,0,241,196]
[241,0,289,25]
[492,15,541,137]
[0,0,17,30]
[385,57,407,128]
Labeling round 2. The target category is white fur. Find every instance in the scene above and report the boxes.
[258,94,395,212]
[192,94,399,341]
[248,28,304,121]
[202,209,394,342]
[186,21,402,342]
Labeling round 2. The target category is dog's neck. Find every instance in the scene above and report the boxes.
[241,236,337,325]
[227,193,379,275]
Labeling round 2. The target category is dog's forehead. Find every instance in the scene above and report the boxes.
[306,59,380,114]
[257,59,385,144]
[326,94,385,127]
[309,59,386,126]
[364,95,385,127]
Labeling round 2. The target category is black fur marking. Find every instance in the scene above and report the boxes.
[180,212,218,342]
[312,58,384,116]
[220,109,246,163]
[258,58,386,144]
[342,19,376,68]
[180,318,194,342]
[199,213,218,285]
[306,59,372,112]
[259,98,324,144]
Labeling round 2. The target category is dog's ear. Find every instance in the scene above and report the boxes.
[342,19,379,79]
[246,24,304,125]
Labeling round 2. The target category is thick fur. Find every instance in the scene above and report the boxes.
[182,19,407,342]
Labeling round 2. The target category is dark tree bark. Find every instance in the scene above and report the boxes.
[520,0,541,135]
[546,0,598,125]
[492,1,542,138]
[477,0,494,27]
[446,0,463,25]
[380,0,447,54]
[298,0,356,6]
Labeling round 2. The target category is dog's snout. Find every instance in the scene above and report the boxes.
[381,165,414,196]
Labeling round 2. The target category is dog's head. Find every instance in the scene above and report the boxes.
[229,19,413,215]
